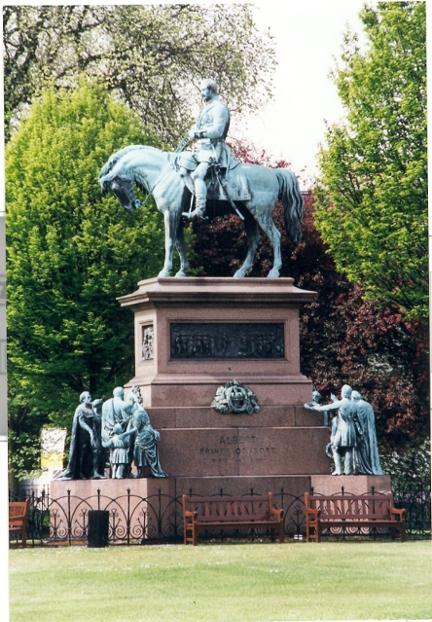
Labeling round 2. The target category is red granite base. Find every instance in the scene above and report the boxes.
[116,277,333,482]
[119,277,316,408]
[158,425,330,476]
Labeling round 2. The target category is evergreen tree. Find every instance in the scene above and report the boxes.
[315,2,427,321]
[6,81,164,476]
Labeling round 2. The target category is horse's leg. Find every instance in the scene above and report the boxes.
[158,211,176,277]
[174,218,190,277]
[255,207,282,278]
[233,211,260,278]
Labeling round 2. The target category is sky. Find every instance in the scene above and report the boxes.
[231,0,368,183]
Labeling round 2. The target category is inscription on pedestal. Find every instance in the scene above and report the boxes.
[199,434,277,463]
[171,323,284,359]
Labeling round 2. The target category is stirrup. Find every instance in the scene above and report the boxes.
[182,207,207,220]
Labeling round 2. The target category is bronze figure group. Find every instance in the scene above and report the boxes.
[305,385,383,476]
[60,386,167,480]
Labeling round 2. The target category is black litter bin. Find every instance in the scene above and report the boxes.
[87,510,109,547]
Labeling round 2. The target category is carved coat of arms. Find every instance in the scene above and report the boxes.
[211,380,260,415]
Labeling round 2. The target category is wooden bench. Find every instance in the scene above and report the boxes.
[304,491,406,542]
[9,500,30,547]
[182,493,285,545]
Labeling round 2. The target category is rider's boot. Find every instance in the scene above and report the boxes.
[184,178,207,219]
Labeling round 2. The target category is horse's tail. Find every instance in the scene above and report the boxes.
[99,144,147,179]
[276,170,303,244]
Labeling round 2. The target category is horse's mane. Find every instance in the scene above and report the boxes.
[99,144,162,178]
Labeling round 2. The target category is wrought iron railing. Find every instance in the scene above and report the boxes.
[9,484,430,546]
[393,486,431,535]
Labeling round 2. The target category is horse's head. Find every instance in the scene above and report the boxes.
[99,145,167,213]
[99,171,141,213]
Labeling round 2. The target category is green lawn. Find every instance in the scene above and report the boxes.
[9,541,432,621]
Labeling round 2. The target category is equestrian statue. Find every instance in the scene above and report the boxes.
[99,78,303,279]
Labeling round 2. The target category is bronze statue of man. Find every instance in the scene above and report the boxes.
[305,384,357,475]
[59,391,105,480]
[185,78,231,219]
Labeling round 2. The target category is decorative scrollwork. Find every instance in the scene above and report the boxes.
[14,485,431,545]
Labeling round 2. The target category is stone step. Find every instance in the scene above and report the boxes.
[147,405,327,429]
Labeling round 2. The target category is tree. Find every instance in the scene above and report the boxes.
[314,2,427,321]
[3,5,275,143]
[6,80,165,476]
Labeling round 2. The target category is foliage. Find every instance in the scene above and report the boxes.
[314,2,427,321]
[6,80,164,476]
[8,430,41,482]
[3,5,275,143]
[190,142,428,449]
[381,438,431,494]
[298,276,429,449]
[296,196,428,448]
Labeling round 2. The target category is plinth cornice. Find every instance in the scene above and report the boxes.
[118,276,317,308]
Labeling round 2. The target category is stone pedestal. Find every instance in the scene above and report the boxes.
[46,278,394,540]
[117,277,336,534]
[118,277,316,407]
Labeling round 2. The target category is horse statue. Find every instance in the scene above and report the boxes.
[99,144,303,278]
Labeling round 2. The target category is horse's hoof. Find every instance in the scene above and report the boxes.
[158,270,171,278]
[267,269,280,279]
[233,270,246,279]
[182,210,207,221]
[175,270,188,278]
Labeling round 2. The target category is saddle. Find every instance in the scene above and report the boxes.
[171,151,252,203]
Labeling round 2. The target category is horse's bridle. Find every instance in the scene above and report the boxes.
[137,163,176,210]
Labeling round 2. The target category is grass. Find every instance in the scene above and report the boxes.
[9,541,432,622]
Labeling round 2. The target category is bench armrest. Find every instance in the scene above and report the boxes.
[183,510,198,520]
[390,508,406,520]
[271,508,284,521]
[305,508,320,518]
